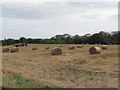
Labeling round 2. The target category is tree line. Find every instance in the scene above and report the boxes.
[1,31,120,46]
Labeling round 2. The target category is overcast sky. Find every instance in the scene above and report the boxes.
[1,2,118,39]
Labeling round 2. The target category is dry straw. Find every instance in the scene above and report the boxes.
[32,48,37,50]
[102,45,107,49]
[46,47,49,49]
[59,45,62,47]
[89,46,101,54]
[10,48,19,53]
[51,47,62,55]
[69,46,75,50]
[77,45,83,48]
[2,48,9,52]
[14,44,20,47]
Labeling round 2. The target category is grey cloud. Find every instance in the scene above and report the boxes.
[2,5,53,20]
[2,2,117,20]
[67,2,117,8]
[2,2,75,20]
[111,14,118,21]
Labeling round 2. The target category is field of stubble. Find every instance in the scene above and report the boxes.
[2,44,118,88]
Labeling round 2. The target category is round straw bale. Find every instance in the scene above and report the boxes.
[77,45,83,48]
[2,48,9,52]
[51,47,62,55]
[21,43,27,47]
[14,44,19,47]
[102,45,107,49]
[19,43,22,47]
[46,47,49,49]
[69,46,75,50]
[89,46,101,54]
[10,48,19,53]
[32,48,37,50]
[59,45,62,47]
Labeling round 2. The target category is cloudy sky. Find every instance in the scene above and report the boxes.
[1,2,118,39]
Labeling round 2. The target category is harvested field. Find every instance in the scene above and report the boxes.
[2,44,118,88]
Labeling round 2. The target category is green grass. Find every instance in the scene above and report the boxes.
[3,74,44,88]
[2,73,63,89]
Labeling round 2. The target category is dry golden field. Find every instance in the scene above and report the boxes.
[2,44,118,88]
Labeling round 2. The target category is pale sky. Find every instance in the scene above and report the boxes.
[1,1,118,39]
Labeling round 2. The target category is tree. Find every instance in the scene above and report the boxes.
[82,34,91,44]
[2,38,15,46]
[89,31,111,44]
[1,30,119,45]
[19,37,27,43]
[73,35,82,44]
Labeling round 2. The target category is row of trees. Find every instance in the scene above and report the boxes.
[1,31,120,46]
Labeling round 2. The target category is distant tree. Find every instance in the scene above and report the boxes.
[2,38,15,46]
[111,31,120,44]
[2,30,119,45]
[19,37,27,43]
[118,31,120,44]
[65,35,73,44]
[82,34,91,44]
[14,40,20,43]
[73,35,83,44]
[90,33,103,44]
[27,38,34,43]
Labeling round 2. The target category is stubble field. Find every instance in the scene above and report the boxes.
[2,44,118,88]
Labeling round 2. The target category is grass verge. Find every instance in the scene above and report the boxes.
[2,73,63,89]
